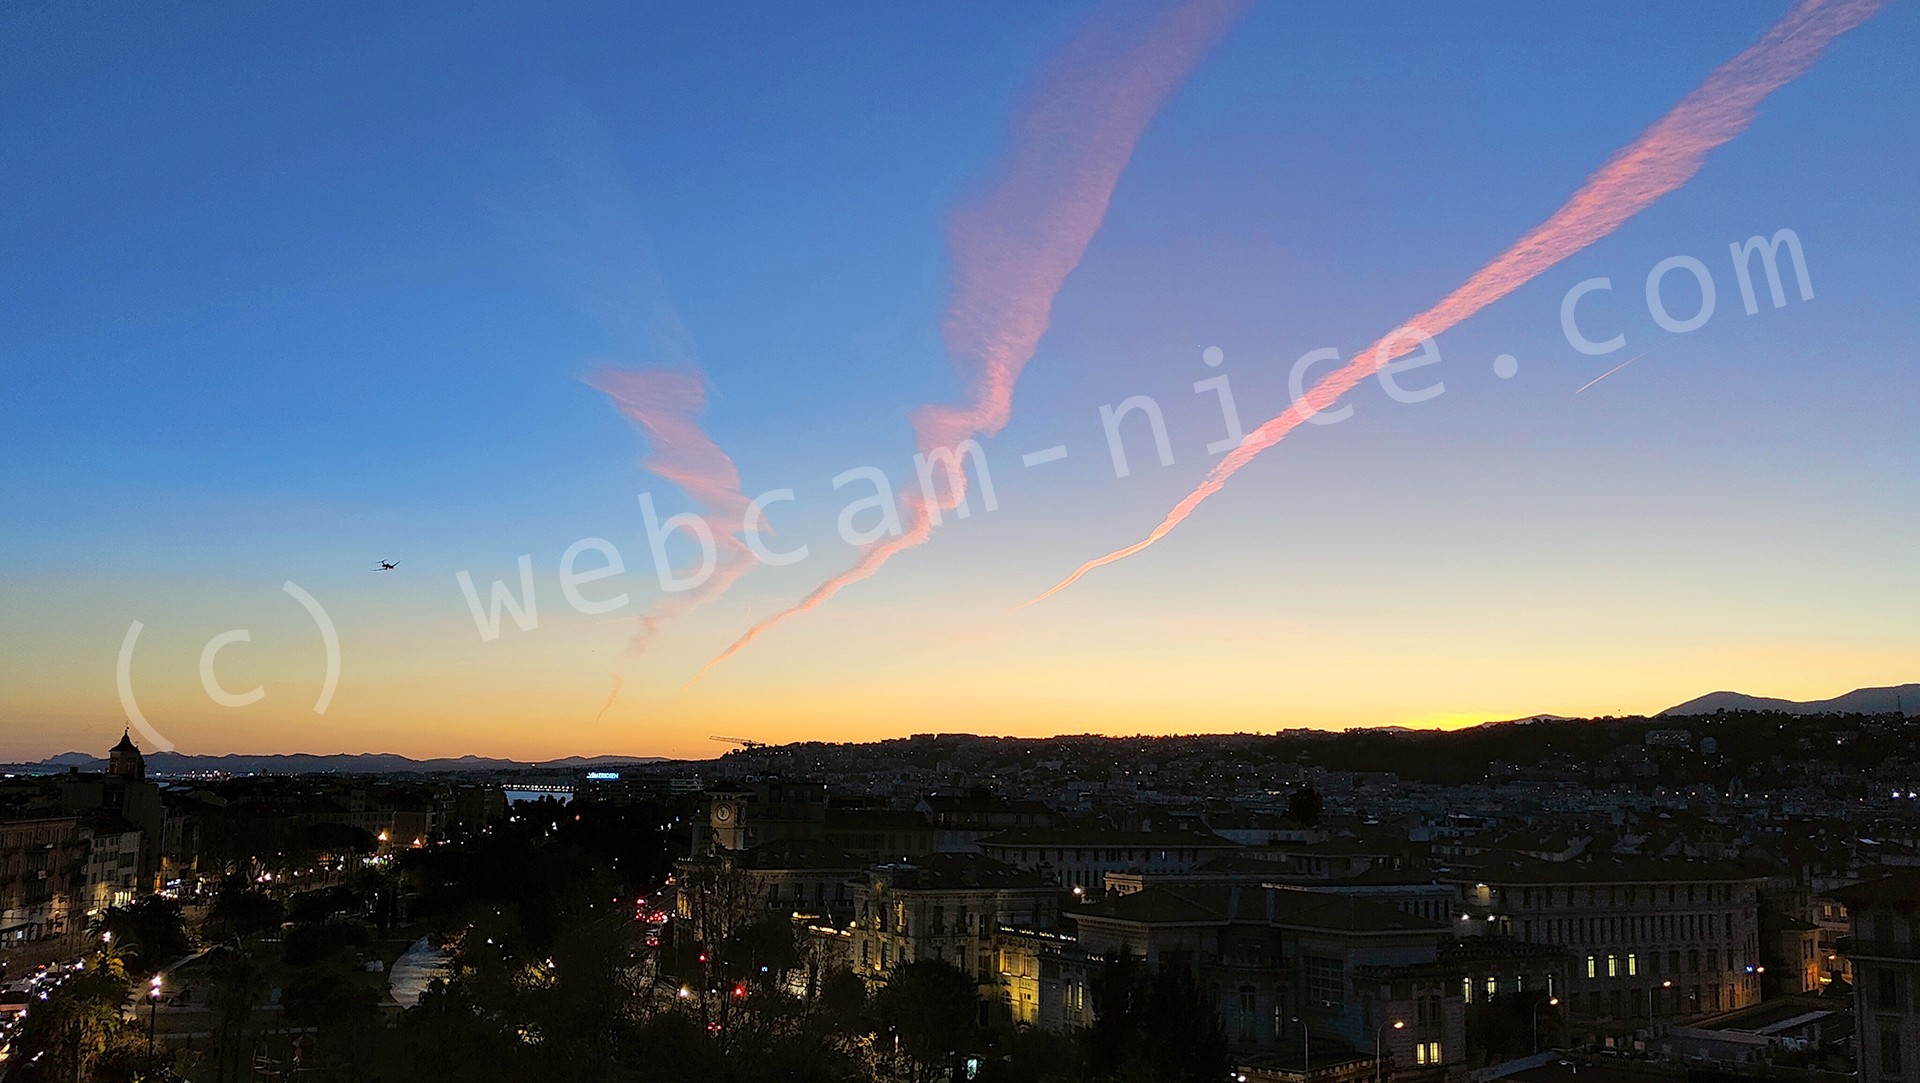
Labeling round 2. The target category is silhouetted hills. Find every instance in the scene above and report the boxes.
[1663,684,1920,717]
[24,751,662,776]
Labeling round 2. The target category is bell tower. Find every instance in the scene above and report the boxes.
[108,729,145,781]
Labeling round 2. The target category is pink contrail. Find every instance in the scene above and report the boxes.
[1025,0,1883,607]
[589,367,758,706]
[592,674,624,724]
[688,0,1250,684]
[1573,348,1657,395]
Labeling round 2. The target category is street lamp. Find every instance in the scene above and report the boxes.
[1648,979,1671,1019]
[1532,996,1559,1053]
[1375,1020,1404,1083]
[1290,1015,1311,1073]
[147,974,162,1057]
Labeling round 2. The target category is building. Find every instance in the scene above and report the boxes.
[735,838,864,924]
[77,814,142,915]
[1073,882,1467,1076]
[916,792,1054,854]
[978,827,1241,897]
[850,854,1061,984]
[1444,857,1765,1029]
[1444,936,1572,1015]
[1762,908,1823,995]
[995,925,1097,1032]
[1835,869,1920,1083]
[699,780,828,853]
[1652,992,1852,1075]
[822,807,935,864]
[0,815,84,948]
[56,731,165,889]
[1106,862,1456,926]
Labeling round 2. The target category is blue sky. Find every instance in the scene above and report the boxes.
[3,2,1915,759]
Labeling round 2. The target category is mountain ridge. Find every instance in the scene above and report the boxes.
[1661,683,1920,717]
[18,750,666,776]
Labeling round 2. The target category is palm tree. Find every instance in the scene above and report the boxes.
[8,953,132,1083]
[205,942,266,1083]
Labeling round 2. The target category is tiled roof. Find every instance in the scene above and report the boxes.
[1439,855,1758,885]
[871,852,1054,890]
[736,838,861,871]
[1083,883,1444,934]
[1829,868,1920,906]
[979,827,1237,849]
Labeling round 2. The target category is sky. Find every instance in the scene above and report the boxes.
[2,1,1916,762]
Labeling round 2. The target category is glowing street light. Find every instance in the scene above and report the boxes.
[1533,996,1560,1052]
[147,975,162,1056]
[1376,1020,1404,1083]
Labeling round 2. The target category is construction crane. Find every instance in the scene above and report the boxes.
[709,735,768,750]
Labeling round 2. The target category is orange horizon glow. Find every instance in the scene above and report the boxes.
[7,652,1912,760]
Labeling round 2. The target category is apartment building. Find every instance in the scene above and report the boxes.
[1072,882,1466,1076]
[850,854,1060,983]
[1836,870,1920,1083]
[1444,857,1764,1026]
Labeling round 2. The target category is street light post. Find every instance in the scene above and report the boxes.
[1648,979,1671,1021]
[1375,1019,1404,1083]
[1532,996,1559,1053]
[1290,1015,1310,1073]
[147,974,162,1057]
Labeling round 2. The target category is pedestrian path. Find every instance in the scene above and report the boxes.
[386,937,451,1008]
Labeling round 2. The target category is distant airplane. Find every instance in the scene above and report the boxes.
[373,560,399,572]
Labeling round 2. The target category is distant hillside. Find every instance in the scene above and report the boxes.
[26,751,664,776]
[1663,683,1920,717]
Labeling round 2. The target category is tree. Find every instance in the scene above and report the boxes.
[1083,952,1228,1082]
[818,968,869,1033]
[282,968,382,1072]
[281,918,373,968]
[6,954,133,1083]
[398,979,527,1083]
[202,879,285,942]
[872,959,980,1083]
[727,915,801,992]
[202,943,266,1083]
[674,857,759,950]
[100,895,192,975]
[1285,784,1324,828]
[294,821,378,860]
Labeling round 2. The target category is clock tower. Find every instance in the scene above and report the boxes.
[709,795,746,851]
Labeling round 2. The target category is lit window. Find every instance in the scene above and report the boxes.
[1628,954,1639,977]
[1607,955,1619,978]
[1586,956,1597,979]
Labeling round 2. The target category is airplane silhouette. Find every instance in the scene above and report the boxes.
[373,560,399,572]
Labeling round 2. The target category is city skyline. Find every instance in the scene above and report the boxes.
[5,1,1917,763]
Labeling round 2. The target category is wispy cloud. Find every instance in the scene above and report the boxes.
[587,365,758,722]
[495,119,760,714]
[688,0,1250,684]
[588,366,758,674]
[1025,0,1885,606]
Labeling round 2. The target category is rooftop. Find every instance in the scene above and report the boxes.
[1439,855,1760,886]
[1083,882,1446,934]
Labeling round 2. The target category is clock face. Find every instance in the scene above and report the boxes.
[714,804,734,823]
